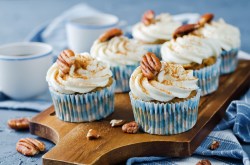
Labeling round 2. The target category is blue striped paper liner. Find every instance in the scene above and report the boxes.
[194,58,221,96]
[111,65,138,93]
[49,80,115,122]
[129,89,201,135]
[220,48,239,75]
[142,44,162,60]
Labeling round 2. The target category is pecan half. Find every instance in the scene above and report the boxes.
[110,119,126,127]
[196,159,211,165]
[122,121,139,134]
[56,49,75,74]
[142,10,155,26]
[8,117,29,130]
[173,24,199,39]
[209,140,220,150]
[198,13,214,27]
[140,52,162,80]
[99,28,123,42]
[86,129,100,140]
[16,138,45,156]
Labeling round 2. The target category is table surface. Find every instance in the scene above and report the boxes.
[0,0,249,165]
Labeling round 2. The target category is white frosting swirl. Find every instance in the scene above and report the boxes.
[46,53,112,94]
[130,62,198,102]
[90,36,146,66]
[132,13,182,43]
[198,19,241,51]
[161,35,222,64]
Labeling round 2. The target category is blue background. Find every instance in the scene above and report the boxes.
[0,0,249,164]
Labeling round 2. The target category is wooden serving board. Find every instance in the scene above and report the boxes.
[30,60,250,165]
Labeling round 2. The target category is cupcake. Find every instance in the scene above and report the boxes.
[129,52,200,135]
[196,13,241,74]
[90,28,146,93]
[161,24,222,96]
[46,49,115,122]
[132,10,182,59]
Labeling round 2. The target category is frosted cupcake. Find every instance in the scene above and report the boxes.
[197,13,241,74]
[91,28,146,93]
[132,10,182,59]
[46,50,115,122]
[129,52,200,135]
[161,24,222,96]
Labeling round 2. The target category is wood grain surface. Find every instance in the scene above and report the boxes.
[30,60,250,165]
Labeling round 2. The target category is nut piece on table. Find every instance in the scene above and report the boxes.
[209,140,220,150]
[198,13,214,27]
[8,117,30,130]
[122,121,139,134]
[57,49,75,75]
[16,138,45,156]
[196,159,211,165]
[141,52,162,80]
[110,119,126,127]
[86,129,100,140]
[142,10,155,26]
[98,28,123,42]
[173,24,199,39]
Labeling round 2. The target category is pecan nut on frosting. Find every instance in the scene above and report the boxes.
[98,28,123,42]
[16,138,45,156]
[142,10,155,26]
[198,13,214,27]
[173,24,199,39]
[56,49,75,74]
[140,52,162,80]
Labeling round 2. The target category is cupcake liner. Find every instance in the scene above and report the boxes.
[49,81,115,122]
[142,44,162,60]
[111,65,138,93]
[220,48,239,75]
[129,89,201,135]
[193,58,221,96]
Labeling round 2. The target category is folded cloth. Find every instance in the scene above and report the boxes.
[127,89,250,165]
[0,90,52,111]
[214,102,250,142]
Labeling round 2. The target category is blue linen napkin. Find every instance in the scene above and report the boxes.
[127,89,250,165]
[0,91,52,111]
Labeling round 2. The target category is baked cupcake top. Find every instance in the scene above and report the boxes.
[132,10,182,44]
[197,13,240,51]
[130,52,198,102]
[90,28,146,67]
[161,24,221,65]
[46,50,112,94]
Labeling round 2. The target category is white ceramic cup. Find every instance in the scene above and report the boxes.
[66,14,120,53]
[0,42,53,100]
